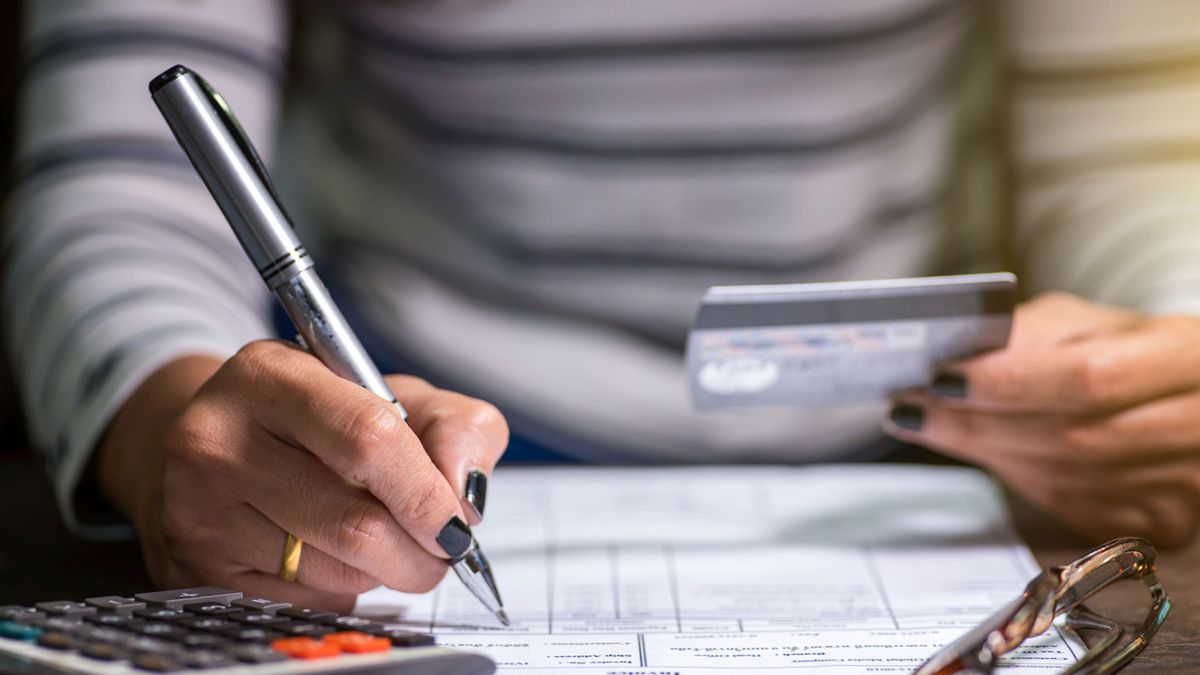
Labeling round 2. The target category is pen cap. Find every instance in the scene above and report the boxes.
[150,65,310,289]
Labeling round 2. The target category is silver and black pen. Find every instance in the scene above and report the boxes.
[149,64,507,625]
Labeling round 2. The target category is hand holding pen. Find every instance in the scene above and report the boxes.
[91,65,509,619]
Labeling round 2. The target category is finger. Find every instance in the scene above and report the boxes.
[231,429,449,593]
[228,501,382,596]
[990,457,1200,545]
[937,317,1200,413]
[883,399,1200,544]
[883,395,1063,467]
[386,375,508,524]
[1005,475,1155,543]
[224,340,473,561]
[889,388,1200,470]
[147,497,358,612]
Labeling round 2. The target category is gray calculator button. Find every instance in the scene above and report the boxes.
[229,611,288,626]
[127,636,177,654]
[85,596,146,615]
[84,612,144,630]
[132,651,184,672]
[79,626,130,644]
[372,627,436,647]
[180,633,227,649]
[33,617,86,633]
[225,626,282,643]
[80,641,125,661]
[231,597,291,613]
[181,648,234,669]
[322,615,379,630]
[36,601,95,618]
[36,631,75,650]
[138,622,188,640]
[134,608,193,622]
[0,606,44,623]
[277,607,335,622]
[136,587,241,610]
[281,622,334,637]
[182,602,242,616]
[230,644,288,663]
[179,617,236,632]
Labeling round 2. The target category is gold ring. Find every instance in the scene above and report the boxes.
[280,532,303,582]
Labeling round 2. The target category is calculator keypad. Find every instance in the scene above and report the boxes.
[0,587,436,671]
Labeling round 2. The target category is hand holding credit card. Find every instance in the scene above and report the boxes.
[686,273,1016,409]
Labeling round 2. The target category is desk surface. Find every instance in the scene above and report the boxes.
[0,451,1195,672]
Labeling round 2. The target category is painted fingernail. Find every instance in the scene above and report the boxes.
[436,516,473,559]
[931,373,968,399]
[889,404,925,432]
[463,470,487,520]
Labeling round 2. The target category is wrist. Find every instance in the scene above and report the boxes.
[94,354,224,530]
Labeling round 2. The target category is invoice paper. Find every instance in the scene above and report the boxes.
[356,466,1082,674]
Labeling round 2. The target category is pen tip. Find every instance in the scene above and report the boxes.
[496,609,510,627]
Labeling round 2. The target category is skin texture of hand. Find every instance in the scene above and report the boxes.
[884,292,1200,548]
[96,340,508,612]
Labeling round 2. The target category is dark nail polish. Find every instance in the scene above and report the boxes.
[931,373,968,399]
[889,404,925,432]
[464,470,487,520]
[436,516,473,559]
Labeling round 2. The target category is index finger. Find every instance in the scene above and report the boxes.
[942,319,1200,413]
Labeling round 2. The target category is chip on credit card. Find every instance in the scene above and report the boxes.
[685,273,1016,409]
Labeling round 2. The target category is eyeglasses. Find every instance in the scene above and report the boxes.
[915,537,1171,675]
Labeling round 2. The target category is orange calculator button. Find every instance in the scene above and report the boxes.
[271,636,343,659]
[326,631,392,653]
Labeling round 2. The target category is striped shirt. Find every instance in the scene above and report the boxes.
[7,0,1200,537]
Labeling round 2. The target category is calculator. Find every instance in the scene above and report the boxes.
[0,586,493,674]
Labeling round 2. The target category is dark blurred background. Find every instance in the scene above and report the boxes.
[1,1,23,447]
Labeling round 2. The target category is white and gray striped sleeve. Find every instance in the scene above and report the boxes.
[3,0,287,539]
[1006,0,1200,314]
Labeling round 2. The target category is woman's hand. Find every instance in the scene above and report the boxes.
[96,339,508,612]
[884,292,1200,547]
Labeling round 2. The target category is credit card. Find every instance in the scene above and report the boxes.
[685,273,1016,408]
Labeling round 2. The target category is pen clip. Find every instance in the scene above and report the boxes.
[195,73,287,212]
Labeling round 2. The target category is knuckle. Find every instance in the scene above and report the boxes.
[1073,354,1118,409]
[466,400,505,431]
[1059,422,1103,455]
[983,366,1022,406]
[1027,291,1077,313]
[330,499,390,563]
[393,474,444,529]
[161,410,217,464]
[465,400,508,444]
[232,340,276,373]
[232,340,294,385]
[341,403,404,471]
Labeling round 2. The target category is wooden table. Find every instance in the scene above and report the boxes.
[0,451,1195,672]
